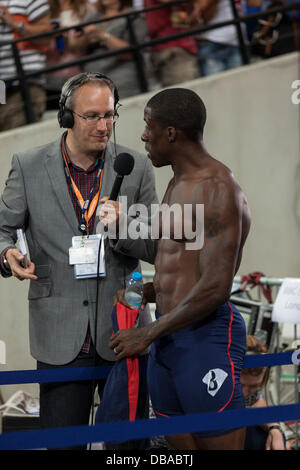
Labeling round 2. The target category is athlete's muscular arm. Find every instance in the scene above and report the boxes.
[110,178,250,359]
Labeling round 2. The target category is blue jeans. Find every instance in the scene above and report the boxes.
[198,41,243,77]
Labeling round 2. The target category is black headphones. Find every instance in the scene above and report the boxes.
[57,72,120,129]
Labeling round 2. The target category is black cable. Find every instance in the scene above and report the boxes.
[87,232,103,450]
[88,123,118,449]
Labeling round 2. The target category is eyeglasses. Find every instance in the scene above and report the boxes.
[72,109,119,125]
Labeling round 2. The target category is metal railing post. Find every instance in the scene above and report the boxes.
[11,42,35,124]
[229,0,250,65]
[126,13,149,93]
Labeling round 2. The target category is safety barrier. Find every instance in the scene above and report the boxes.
[0,351,299,450]
[1,403,300,450]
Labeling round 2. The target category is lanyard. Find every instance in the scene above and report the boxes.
[62,139,104,235]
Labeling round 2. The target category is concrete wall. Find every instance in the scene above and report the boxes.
[0,52,299,401]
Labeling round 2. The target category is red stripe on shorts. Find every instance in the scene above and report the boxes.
[218,302,235,412]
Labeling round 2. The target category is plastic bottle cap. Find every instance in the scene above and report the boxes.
[132,272,142,281]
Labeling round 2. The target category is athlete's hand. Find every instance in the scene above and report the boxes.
[109,327,151,360]
[113,282,155,311]
[113,289,135,310]
[5,248,38,281]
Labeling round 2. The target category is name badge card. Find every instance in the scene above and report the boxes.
[69,247,96,265]
[70,235,105,279]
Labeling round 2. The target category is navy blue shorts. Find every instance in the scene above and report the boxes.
[147,302,246,437]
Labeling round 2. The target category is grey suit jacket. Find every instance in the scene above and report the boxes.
[0,137,158,364]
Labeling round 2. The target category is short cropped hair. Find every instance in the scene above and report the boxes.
[146,88,207,141]
[63,74,117,110]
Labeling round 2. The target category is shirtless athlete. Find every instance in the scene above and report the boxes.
[110,88,251,450]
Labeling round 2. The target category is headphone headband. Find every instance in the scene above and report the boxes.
[58,72,120,129]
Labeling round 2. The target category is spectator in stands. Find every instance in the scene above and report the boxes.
[69,0,153,99]
[0,0,52,131]
[244,0,271,40]
[46,0,96,108]
[144,0,199,87]
[195,0,247,76]
[132,0,144,9]
[248,0,300,60]
[241,334,286,450]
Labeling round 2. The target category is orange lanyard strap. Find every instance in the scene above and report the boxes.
[62,138,104,234]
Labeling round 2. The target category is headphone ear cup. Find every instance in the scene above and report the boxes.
[57,108,63,128]
[114,88,119,109]
[59,108,74,129]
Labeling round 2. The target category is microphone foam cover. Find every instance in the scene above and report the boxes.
[114,153,135,176]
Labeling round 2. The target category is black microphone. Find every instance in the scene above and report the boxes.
[110,153,135,200]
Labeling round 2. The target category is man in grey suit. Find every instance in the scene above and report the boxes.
[0,72,158,449]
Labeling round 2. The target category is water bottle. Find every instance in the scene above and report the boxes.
[124,272,143,309]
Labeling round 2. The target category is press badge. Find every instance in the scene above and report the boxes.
[69,235,106,279]
[69,246,96,265]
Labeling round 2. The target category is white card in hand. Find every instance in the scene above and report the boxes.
[69,247,96,265]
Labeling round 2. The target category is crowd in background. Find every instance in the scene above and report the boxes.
[0,0,299,130]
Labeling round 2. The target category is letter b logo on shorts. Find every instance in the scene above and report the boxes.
[202,369,228,397]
